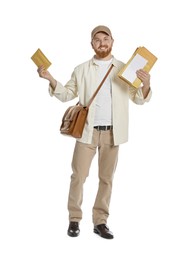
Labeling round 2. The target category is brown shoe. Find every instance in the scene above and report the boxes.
[94,224,114,239]
[67,222,80,237]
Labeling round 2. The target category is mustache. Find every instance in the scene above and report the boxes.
[98,45,108,49]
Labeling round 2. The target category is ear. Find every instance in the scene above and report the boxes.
[91,41,94,49]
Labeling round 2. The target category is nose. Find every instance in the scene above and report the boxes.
[99,40,107,46]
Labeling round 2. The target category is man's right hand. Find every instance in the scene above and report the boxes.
[37,65,57,89]
[37,65,52,80]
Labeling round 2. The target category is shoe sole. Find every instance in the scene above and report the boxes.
[67,231,80,237]
[93,228,113,239]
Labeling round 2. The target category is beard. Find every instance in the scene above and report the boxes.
[94,45,112,58]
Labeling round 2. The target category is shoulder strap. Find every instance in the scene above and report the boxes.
[86,64,114,108]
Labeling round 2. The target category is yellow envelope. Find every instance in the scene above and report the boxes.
[118,46,157,88]
[31,48,51,70]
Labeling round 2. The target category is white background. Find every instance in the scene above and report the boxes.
[0,0,190,259]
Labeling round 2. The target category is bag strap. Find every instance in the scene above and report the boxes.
[86,64,114,108]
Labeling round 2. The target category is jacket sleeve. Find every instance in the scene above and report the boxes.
[129,85,152,105]
[48,71,78,102]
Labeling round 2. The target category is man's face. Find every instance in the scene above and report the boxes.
[91,32,114,58]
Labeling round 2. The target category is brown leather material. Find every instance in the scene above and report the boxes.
[60,64,114,138]
[94,224,114,239]
[60,104,88,138]
[67,222,80,237]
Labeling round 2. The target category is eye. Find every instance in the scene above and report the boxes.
[93,39,101,44]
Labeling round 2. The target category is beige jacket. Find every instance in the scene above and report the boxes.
[49,57,152,145]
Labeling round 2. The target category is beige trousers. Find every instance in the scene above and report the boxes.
[67,129,119,225]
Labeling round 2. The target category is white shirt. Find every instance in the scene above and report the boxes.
[93,58,113,126]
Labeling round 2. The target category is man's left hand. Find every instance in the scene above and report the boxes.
[136,69,150,88]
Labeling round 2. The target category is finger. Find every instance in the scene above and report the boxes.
[137,69,148,76]
[37,65,45,72]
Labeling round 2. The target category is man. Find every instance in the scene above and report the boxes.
[37,25,152,239]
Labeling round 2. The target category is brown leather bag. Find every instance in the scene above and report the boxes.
[60,64,114,138]
[60,102,88,138]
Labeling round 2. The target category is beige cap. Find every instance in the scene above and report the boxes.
[91,25,112,39]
